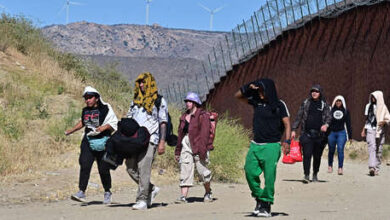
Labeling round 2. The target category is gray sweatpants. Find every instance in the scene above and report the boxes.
[125,142,157,202]
[179,135,212,187]
[366,129,385,171]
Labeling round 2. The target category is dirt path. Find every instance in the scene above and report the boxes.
[1,159,389,220]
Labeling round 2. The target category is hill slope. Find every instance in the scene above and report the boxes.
[42,22,227,60]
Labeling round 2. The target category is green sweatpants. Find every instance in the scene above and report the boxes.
[244,142,281,204]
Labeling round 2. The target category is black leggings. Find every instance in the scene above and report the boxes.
[300,134,326,176]
[79,137,111,192]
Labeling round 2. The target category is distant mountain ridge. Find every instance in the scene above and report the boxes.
[42,22,228,95]
[42,22,228,60]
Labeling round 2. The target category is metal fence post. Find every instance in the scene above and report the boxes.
[208,54,216,82]
[290,0,296,24]
[306,0,312,19]
[251,16,259,48]
[275,0,283,30]
[254,12,265,46]
[282,0,289,26]
[261,7,271,43]
[195,74,201,95]
[219,41,227,72]
[231,30,240,60]
[212,46,220,77]
[225,35,234,67]
[243,19,252,52]
[266,1,276,38]
[237,24,246,56]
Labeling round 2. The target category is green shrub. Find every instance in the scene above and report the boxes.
[382,144,390,159]
[349,150,358,160]
[0,13,52,55]
[154,108,250,183]
[0,111,22,140]
[0,144,10,175]
[47,104,80,142]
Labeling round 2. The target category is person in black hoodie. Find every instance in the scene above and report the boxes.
[291,85,332,183]
[327,95,352,175]
[235,78,291,217]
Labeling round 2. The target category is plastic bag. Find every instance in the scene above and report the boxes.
[282,139,302,164]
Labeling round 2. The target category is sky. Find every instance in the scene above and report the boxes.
[0,0,265,31]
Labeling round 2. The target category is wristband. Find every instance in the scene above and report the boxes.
[284,139,291,145]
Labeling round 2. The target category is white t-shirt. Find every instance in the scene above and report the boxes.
[126,98,168,145]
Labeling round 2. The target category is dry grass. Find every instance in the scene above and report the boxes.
[0,48,85,178]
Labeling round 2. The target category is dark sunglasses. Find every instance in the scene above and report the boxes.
[84,95,95,100]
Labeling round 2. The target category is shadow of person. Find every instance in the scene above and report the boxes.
[186,197,218,203]
[243,212,289,217]
[80,201,103,206]
[107,202,168,209]
[282,179,328,184]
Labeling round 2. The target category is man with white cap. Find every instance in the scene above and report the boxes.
[174,92,213,203]
[65,86,118,204]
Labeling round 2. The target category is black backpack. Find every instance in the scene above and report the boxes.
[155,95,178,147]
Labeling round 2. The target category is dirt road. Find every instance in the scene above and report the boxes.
[1,159,389,220]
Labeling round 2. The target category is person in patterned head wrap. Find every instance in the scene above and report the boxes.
[125,72,168,210]
[133,72,159,114]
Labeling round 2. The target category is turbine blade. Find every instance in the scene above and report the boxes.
[57,4,66,15]
[198,3,211,13]
[213,5,225,13]
[69,1,84,6]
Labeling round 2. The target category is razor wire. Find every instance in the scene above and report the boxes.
[160,0,387,106]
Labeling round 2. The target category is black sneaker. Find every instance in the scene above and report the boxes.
[257,201,271,217]
[312,173,318,182]
[303,175,310,183]
[253,199,261,215]
[369,168,375,176]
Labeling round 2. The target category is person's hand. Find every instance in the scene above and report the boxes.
[249,84,259,90]
[96,126,105,133]
[378,121,387,127]
[175,155,180,162]
[157,141,165,155]
[320,125,328,132]
[361,129,366,138]
[291,131,296,139]
[282,142,290,155]
[65,129,72,136]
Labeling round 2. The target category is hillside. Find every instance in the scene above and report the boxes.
[42,22,227,60]
[83,55,203,90]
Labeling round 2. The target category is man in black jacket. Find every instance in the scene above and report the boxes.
[291,84,332,183]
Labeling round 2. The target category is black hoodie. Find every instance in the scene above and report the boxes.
[241,78,290,143]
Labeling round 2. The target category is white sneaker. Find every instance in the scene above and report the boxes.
[147,186,160,207]
[103,191,112,205]
[132,200,148,210]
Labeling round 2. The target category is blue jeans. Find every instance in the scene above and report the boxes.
[327,130,347,168]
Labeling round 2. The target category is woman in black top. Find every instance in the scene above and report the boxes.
[327,95,352,175]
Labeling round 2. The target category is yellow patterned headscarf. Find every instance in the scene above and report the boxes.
[133,72,158,114]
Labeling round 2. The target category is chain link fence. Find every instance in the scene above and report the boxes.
[160,0,386,106]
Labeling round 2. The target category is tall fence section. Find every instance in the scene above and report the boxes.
[159,0,386,106]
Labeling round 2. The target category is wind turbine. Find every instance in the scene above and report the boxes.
[144,0,153,25]
[198,3,225,31]
[59,0,83,24]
